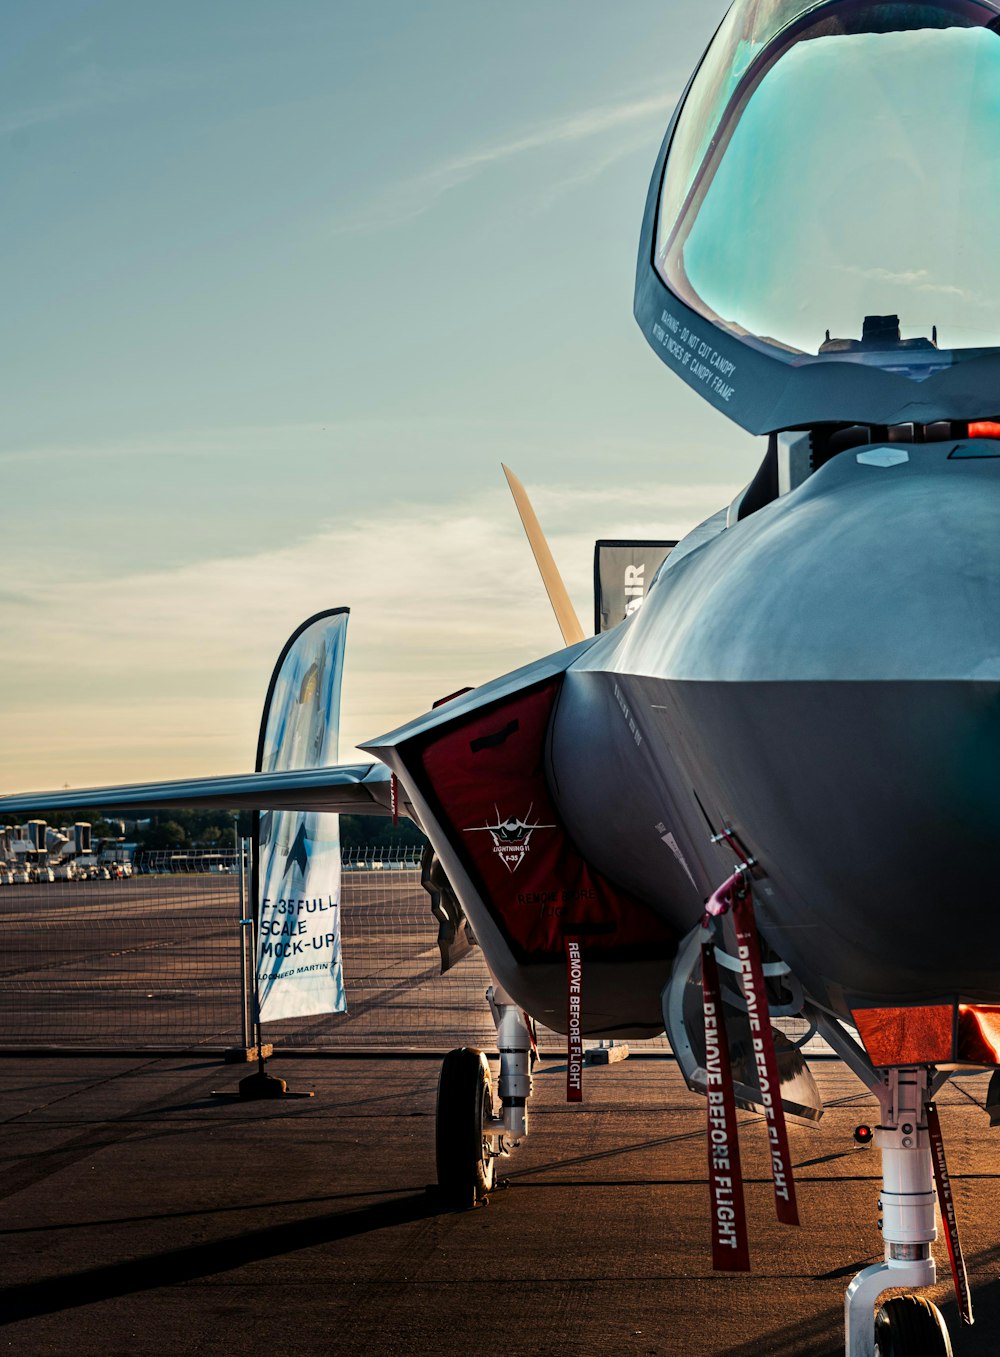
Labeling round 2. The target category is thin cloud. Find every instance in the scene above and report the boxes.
[0,96,93,137]
[0,63,209,140]
[532,127,662,215]
[338,89,678,233]
[0,414,541,466]
[0,478,732,788]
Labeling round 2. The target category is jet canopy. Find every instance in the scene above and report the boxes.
[635,0,1000,433]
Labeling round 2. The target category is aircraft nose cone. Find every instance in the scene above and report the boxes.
[598,443,1000,1006]
[625,443,1000,686]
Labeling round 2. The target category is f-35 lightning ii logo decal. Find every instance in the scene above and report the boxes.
[464,805,556,873]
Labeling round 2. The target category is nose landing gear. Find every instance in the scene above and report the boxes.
[844,1067,955,1357]
[873,1295,952,1356]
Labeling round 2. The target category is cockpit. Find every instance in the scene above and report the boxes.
[635,1,1000,434]
[657,0,1000,364]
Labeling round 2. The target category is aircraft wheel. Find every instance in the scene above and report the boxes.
[436,1047,496,1208]
[874,1296,952,1356]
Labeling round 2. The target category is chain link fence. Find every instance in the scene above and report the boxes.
[0,847,824,1057]
[0,847,503,1053]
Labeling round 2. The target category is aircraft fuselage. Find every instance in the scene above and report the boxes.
[551,437,1000,1019]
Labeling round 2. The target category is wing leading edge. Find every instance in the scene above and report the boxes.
[0,762,404,819]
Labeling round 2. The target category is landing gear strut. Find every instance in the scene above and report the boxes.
[844,1066,952,1357]
[435,984,534,1207]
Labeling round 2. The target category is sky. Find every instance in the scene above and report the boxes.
[0,0,759,792]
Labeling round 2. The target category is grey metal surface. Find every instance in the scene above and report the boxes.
[602,442,1000,683]
[550,442,1000,1017]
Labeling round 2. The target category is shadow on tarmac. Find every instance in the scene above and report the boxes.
[0,1188,444,1324]
[0,1187,415,1237]
[711,1264,1000,1356]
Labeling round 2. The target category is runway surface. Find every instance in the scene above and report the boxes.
[2,1053,999,1356]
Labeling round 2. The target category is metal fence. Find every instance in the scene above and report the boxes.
[0,846,824,1057]
[0,847,502,1053]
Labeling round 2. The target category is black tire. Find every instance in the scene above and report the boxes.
[874,1296,952,1357]
[436,1047,496,1208]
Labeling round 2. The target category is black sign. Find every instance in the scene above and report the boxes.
[593,540,677,633]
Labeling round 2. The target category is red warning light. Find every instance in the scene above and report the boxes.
[853,1125,874,1146]
[968,420,1000,439]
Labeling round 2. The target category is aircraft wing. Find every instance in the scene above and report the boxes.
[0,761,405,819]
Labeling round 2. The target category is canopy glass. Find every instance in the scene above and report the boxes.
[657,1,1000,361]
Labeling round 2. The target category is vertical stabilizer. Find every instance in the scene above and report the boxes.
[502,463,586,646]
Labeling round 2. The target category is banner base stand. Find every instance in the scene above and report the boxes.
[223,1043,273,1064]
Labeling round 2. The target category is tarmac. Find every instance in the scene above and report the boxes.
[2,1053,1000,1357]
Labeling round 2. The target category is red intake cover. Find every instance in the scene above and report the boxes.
[420,680,675,961]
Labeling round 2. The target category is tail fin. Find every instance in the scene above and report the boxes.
[502,463,586,646]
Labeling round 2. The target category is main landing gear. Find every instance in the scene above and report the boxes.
[435,1047,497,1208]
[435,984,534,1208]
[837,1064,953,1357]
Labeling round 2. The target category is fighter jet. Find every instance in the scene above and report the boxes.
[4,3,1000,1353]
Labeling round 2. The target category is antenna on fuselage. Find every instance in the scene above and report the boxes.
[501,463,586,647]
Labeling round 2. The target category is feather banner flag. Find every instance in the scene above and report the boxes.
[254,609,349,1022]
